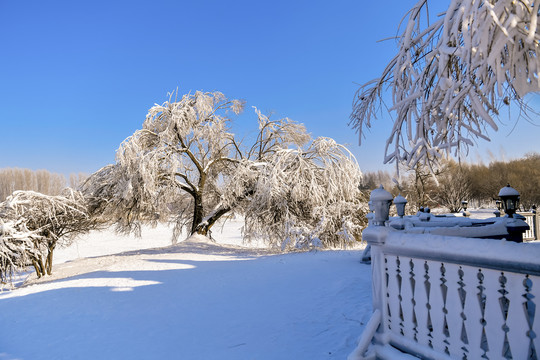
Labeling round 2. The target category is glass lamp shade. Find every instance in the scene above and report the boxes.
[498,184,520,217]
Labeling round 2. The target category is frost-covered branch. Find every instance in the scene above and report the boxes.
[351,0,540,170]
[83,89,366,249]
[233,138,368,250]
[0,189,98,282]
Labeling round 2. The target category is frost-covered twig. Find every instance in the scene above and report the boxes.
[0,189,98,282]
[83,90,367,250]
[351,0,540,171]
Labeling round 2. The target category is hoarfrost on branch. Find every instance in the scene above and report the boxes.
[83,90,367,249]
[350,0,540,170]
[0,190,97,282]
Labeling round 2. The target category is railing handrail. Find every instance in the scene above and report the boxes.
[382,230,540,275]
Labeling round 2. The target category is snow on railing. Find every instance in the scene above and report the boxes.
[351,226,540,360]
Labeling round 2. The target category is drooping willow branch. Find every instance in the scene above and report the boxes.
[351,0,540,171]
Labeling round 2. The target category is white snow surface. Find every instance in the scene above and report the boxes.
[0,219,371,360]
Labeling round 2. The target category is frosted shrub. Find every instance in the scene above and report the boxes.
[0,189,97,280]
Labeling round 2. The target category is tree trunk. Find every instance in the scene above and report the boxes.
[32,258,46,278]
[45,244,55,275]
[193,206,231,236]
[190,192,205,235]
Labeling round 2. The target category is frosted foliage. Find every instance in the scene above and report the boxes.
[83,91,245,238]
[83,90,365,249]
[0,219,41,285]
[0,190,95,282]
[233,138,368,250]
[351,0,540,170]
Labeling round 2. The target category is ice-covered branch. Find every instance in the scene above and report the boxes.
[351,0,540,170]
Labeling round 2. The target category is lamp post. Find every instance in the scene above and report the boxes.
[498,184,520,218]
[461,200,470,217]
[389,194,408,230]
[394,194,407,218]
[370,185,393,226]
[494,200,502,217]
[498,184,529,242]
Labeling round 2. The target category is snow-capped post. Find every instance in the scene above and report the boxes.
[499,184,529,242]
[390,194,407,230]
[370,185,393,226]
[461,200,470,217]
[353,186,394,356]
[498,184,520,218]
[393,194,407,218]
[494,200,502,217]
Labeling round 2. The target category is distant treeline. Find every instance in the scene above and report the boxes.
[0,168,88,201]
[361,152,540,213]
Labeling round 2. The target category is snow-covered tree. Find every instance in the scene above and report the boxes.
[0,190,97,279]
[235,138,368,249]
[0,219,41,285]
[83,90,366,248]
[351,0,540,170]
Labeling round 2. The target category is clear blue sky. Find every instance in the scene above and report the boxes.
[1,0,538,176]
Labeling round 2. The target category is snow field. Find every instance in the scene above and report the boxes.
[0,220,372,360]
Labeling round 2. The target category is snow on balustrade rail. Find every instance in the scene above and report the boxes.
[351,226,540,360]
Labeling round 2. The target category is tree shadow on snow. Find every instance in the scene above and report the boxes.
[0,244,368,360]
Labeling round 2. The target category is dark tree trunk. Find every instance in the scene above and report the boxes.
[190,192,205,235]
[193,206,231,236]
[46,244,55,275]
[32,257,46,278]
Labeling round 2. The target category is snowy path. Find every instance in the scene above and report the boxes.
[0,229,372,360]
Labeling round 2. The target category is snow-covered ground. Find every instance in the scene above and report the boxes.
[0,219,371,360]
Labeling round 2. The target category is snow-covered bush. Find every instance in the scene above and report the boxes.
[351,0,540,170]
[83,90,367,249]
[0,189,97,279]
[0,219,42,285]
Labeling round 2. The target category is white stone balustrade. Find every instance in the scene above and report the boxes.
[350,226,540,360]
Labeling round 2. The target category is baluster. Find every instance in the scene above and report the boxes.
[499,273,512,359]
[385,256,392,331]
[425,260,434,348]
[429,261,447,354]
[386,255,401,335]
[458,266,469,359]
[398,257,416,341]
[410,259,418,342]
[505,272,537,360]
[397,256,405,336]
[477,269,489,359]
[443,263,462,358]
[441,263,450,355]
[523,275,538,359]
[462,266,483,359]
[483,270,506,359]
